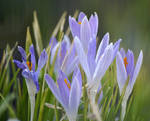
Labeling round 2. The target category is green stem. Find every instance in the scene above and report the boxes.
[54,98,59,121]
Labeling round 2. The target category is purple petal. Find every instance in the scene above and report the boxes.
[93,44,114,84]
[78,12,86,22]
[29,45,36,71]
[45,74,62,104]
[31,72,40,93]
[126,50,134,77]
[112,39,122,60]
[22,69,32,80]
[49,37,57,50]
[72,67,82,88]
[95,33,109,63]
[87,37,96,76]
[37,49,48,72]
[18,46,26,61]
[61,43,78,76]
[69,16,80,38]
[80,16,92,52]
[120,48,126,58]
[74,36,92,81]
[13,60,26,69]
[89,12,98,37]
[63,35,71,49]
[116,52,127,94]
[69,72,82,118]
[130,50,143,88]
[50,43,60,64]
[57,70,70,108]
[59,41,67,65]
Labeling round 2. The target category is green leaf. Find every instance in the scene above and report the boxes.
[33,11,43,56]
[26,27,32,54]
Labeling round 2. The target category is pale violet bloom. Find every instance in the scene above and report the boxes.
[13,45,48,121]
[45,68,82,121]
[74,33,121,103]
[69,12,98,52]
[50,35,78,78]
[116,48,143,120]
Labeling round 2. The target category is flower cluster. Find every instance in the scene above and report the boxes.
[14,12,143,121]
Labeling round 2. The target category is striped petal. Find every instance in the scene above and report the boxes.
[74,36,92,81]
[69,16,80,38]
[95,33,109,63]
[89,12,98,37]
[29,45,36,71]
[93,44,114,84]
[116,52,127,94]
[37,49,48,73]
[80,16,92,52]
[18,46,26,61]
[13,60,26,69]
[45,74,62,104]
[78,12,86,22]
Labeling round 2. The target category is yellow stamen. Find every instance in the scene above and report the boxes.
[78,21,82,25]
[124,57,128,69]
[64,78,71,89]
[26,61,32,71]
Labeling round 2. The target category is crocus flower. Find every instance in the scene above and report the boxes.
[116,48,143,120]
[13,45,48,121]
[50,35,78,78]
[69,12,98,52]
[45,68,82,121]
[74,33,121,103]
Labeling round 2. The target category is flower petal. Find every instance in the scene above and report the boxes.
[120,48,126,58]
[130,50,143,88]
[50,43,60,64]
[37,49,48,72]
[116,52,127,94]
[74,36,92,81]
[89,12,98,37]
[93,44,114,84]
[18,46,26,61]
[69,72,82,120]
[80,16,92,52]
[112,39,122,60]
[45,74,62,104]
[29,45,36,71]
[87,37,96,76]
[126,49,134,76]
[95,33,109,63]
[57,70,70,108]
[69,16,80,38]
[13,59,26,69]
[61,43,78,76]
[31,72,40,93]
[78,12,86,22]
[22,69,32,80]
[49,37,57,50]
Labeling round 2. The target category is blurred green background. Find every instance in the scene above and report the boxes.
[0,0,150,120]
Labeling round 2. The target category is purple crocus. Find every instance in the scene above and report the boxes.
[50,35,78,78]
[116,48,143,120]
[13,45,48,121]
[69,12,98,52]
[74,33,121,103]
[45,68,82,121]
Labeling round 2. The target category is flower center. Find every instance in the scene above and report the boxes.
[78,21,82,24]
[26,61,32,71]
[124,57,128,69]
[64,78,71,89]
